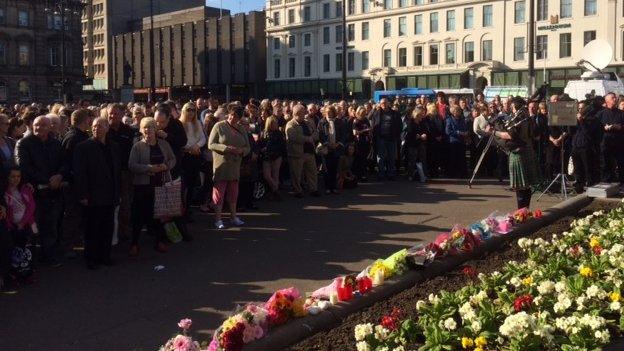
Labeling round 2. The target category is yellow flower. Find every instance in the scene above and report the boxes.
[579,265,594,278]
[590,237,600,249]
[292,298,307,317]
[611,292,621,302]
[222,316,238,332]
[474,348,485,351]
[461,337,474,349]
[452,230,463,240]
[474,336,487,348]
[522,276,533,286]
[369,261,389,279]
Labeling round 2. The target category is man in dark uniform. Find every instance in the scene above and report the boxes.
[597,92,624,183]
[572,100,603,193]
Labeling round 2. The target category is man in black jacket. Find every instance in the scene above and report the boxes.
[598,93,624,183]
[74,117,121,269]
[155,106,187,179]
[370,98,402,180]
[15,116,67,266]
[572,101,603,193]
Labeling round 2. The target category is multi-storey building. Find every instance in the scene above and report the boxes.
[81,0,204,97]
[112,10,266,101]
[265,0,624,99]
[0,0,84,104]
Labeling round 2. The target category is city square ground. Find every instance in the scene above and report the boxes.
[0,179,558,350]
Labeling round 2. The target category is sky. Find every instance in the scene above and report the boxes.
[206,0,265,14]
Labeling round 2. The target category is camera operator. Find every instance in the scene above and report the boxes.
[597,92,624,184]
[572,100,603,193]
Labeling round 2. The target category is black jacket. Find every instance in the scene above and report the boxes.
[162,118,188,179]
[370,108,402,142]
[73,138,121,207]
[598,107,624,147]
[61,126,90,183]
[15,134,68,188]
[573,117,603,151]
[106,123,136,170]
[0,136,16,171]
[318,118,349,148]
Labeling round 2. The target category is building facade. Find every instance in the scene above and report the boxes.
[0,0,84,104]
[81,0,205,96]
[112,10,266,101]
[265,0,624,99]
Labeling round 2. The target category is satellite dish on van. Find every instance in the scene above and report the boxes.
[581,39,613,72]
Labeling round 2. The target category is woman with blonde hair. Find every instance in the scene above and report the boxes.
[259,116,286,200]
[425,102,445,178]
[179,102,206,217]
[352,106,372,180]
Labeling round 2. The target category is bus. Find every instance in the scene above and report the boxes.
[373,88,437,103]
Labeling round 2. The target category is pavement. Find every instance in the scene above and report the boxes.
[0,179,559,351]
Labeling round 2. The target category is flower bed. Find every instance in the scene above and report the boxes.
[288,200,622,351]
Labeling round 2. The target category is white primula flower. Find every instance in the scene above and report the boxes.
[471,320,482,332]
[443,318,457,330]
[537,280,555,295]
[610,301,621,311]
[469,291,488,305]
[393,347,405,351]
[416,300,426,311]
[354,323,373,341]
[586,285,605,299]
[428,294,440,304]
[356,341,371,351]
[595,329,611,343]
[509,277,522,287]
[555,281,567,293]
[374,325,390,340]
[499,312,536,338]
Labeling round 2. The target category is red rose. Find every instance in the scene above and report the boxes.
[461,266,477,278]
[533,209,543,218]
[513,294,533,312]
[593,245,603,255]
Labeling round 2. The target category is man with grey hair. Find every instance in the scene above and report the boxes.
[16,116,68,266]
[286,104,319,197]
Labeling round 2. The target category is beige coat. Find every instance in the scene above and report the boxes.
[285,118,318,159]
[208,120,250,182]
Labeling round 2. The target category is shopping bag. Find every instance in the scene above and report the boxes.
[154,177,183,219]
[164,222,183,243]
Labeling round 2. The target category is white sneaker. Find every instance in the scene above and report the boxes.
[231,217,245,226]
[215,220,225,229]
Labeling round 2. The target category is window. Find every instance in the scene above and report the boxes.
[289,57,296,77]
[47,14,62,30]
[415,15,423,34]
[288,9,295,23]
[445,43,455,64]
[514,37,525,61]
[336,1,343,17]
[536,35,548,59]
[584,31,596,45]
[323,27,330,44]
[273,37,280,50]
[400,0,408,7]
[274,59,280,78]
[398,47,407,67]
[0,42,4,65]
[560,33,572,57]
[348,52,354,71]
[348,0,355,15]
[399,17,407,36]
[288,35,295,48]
[303,6,311,21]
[415,0,424,4]
[362,22,370,40]
[560,0,572,18]
[464,41,474,63]
[414,46,423,66]
[514,1,525,24]
[49,46,60,66]
[464,8,473,29]
[537,0,548,21]
[304,33,311,46]
[336,25,343,43]
[429,44,439,65]
[304,56,311,77]
[362,51,369,70]
[384,0,393,10]
[482,40,493,60]
[383,19,391,38]
[430,12,438,33]
[18,44,29,66]
[273,12,280,26]
[348,24,355,41]
[336,53,343,71]
[483,5,493,27]
[362,0,370,13]
[383,49,391,67]
[446,10,455,31]
[323,54,330,72]
[18,80,30,101]
[0,9,5,25]
[585,0,597,16]
[18,10,29,26]
[323,3,330,19]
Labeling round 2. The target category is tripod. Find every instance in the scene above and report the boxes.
[468,133,495,188]
[537,137,571,201]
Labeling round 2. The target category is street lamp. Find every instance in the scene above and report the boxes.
[45,0,81,104]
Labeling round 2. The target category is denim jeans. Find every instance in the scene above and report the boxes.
[376,139,397,178]
[36,196,64,261]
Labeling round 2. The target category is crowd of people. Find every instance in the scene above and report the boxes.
[0,90,622,291]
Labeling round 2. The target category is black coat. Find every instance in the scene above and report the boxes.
[73,138,121,207]
[162,118,188,179]
[15,134,67,188]
[106,123,136,170]
[61,126,90,183]
[370,108,402,142]
[0,136,15,171]
[318,118,349,147]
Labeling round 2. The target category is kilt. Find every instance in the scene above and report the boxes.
[509,148,539,189]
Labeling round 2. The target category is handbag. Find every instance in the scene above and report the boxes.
[153,174,183,220]
[164,222,183,243]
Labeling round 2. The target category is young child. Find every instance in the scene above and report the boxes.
[337,144,357,192]
[3,167,36,284]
